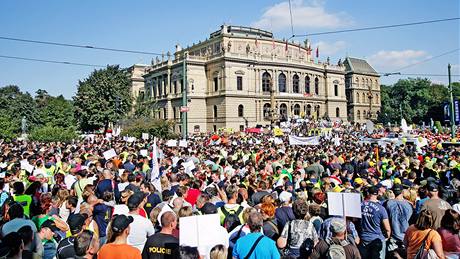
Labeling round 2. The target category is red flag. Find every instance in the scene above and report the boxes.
[285,40,288,51]
[316,46,319,58]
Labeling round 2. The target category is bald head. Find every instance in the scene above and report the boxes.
[161,211,177,228]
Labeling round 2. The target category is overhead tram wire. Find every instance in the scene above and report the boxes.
[0,36,163,56]
[292,17,460,38]
[381,73,460,77]
[0,54,106,67]
[389,48,460,73]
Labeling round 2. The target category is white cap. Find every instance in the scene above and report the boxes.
[279,191,292,203]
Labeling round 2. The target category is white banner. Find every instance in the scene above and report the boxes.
[288,135,320,145]
[150,138,160,182]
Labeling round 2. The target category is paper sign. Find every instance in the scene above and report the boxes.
[142,133,149,140]
[140,149,148,157]
[167,139,177,147]
[20,160,34,173]
[103,149,117,160]
[179,139,188,148]
[179,214,221,247]
[274,138,283,145]
[126,137,136,143]
[327,192,362,218]
[182,160,196,176]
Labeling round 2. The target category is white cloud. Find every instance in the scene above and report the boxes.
[252,0,353,32]
[367,50,429,71]
[314,40,346,56]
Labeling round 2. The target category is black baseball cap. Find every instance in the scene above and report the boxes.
[392,184,404,196]
[41,220,60,232]
[368,186,379,195]
[111,214,134,233]
[127,192,147,210]
[68,213,88,235]
[427,183,439,192]
[200,202,217,215]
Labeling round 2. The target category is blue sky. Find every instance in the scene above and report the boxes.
[0,0,458,98]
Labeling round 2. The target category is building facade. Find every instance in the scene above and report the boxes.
[343,57,381,122]
[139,25,380,133]
[128,64,150,109]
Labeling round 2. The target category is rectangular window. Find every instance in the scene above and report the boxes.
[237,76,243,91]
[174,81,177,94]
[239,125,244,132]
[214,77,218,91]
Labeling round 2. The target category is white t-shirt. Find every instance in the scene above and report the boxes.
[127,214,155,251]
[64,174,77,190]
[113,204,129,216]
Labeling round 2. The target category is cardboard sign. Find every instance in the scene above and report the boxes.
[103,149,117,160]
[179,139,188,148]
[140,149,148,157]
[327,192,362,218]
[167,139,177,147]
[142,133,149,140]
[179,214,221,248]
[182,160,196,176]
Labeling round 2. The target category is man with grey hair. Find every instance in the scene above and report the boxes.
[232,211,280,259]
[310,218,361,259]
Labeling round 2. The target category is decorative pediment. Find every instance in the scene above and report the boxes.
[235,70,245,75]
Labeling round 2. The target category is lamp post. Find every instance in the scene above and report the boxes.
[181,52,188,139]
[448,64,456,138]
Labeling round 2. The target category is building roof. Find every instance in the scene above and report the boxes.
[210,25,273,40]
[344,57,379,76]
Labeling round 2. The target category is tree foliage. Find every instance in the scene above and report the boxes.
[121,117,177,139]
[74,65,132,132]
[378,78,459,125]
[28,125,78,143]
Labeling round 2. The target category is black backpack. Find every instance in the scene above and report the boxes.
[222,206,244,232]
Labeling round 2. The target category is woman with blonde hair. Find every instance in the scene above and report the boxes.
[210,244,227,259]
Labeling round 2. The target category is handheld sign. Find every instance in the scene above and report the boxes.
[103,149,117,160]
[327,192,362,218]
[179,214,220,248]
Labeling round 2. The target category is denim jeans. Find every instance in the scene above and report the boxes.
[359,238,386,259]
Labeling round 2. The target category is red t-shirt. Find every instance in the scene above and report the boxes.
[185,188,201,206]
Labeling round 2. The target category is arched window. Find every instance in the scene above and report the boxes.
[173,107,177,119]
[376,94,379,104]
[357,110,361,120]
[305,76,310,94]
[356,92,360,103]
[262,72,271,92]
[278,73,286,92]
[279,103,288,120]
[355,77,359,87]
[306,104,312,116]
[334,84,339,96]
[336,107,340,117]
[238,104,244,117]
[315,105,320,118]
[292,74,300,93]
[213,105,218,118]
[293,104,300,116]
[314,77,319,95]
[263,103,271,120]
[362,93,366,103]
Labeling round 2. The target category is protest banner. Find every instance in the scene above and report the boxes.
[150,138,160,181]
[142,133,149,140]
[179,214,220,248]
[182,160,196,176]
[20,160,34,173]
[103,149,117,160]
[288,135,320,145]
[327,192,362,218]
[140,149,148,157]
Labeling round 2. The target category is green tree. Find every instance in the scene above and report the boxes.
[35,92,75,128]
[74,65,132,132]
[0,85,37,134]
[29,125,78,143]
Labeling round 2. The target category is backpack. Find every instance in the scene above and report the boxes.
[222,205,244,232]
[326,238,348,259]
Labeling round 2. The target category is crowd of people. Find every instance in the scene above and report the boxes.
[0,122,460,259]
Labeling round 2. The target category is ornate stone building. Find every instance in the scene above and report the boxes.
[128,64,150,108]
[138,25,380,133]
[343,57,381,122]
